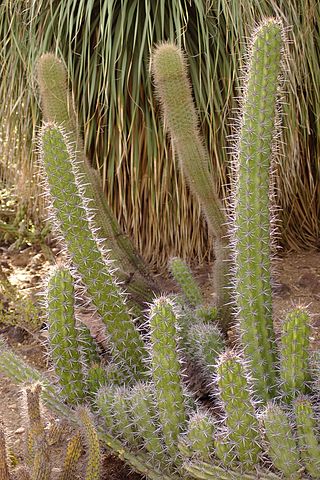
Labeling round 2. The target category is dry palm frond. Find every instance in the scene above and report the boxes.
[0,1,319,268]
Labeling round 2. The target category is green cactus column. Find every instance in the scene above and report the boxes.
[294,396,320,478]
[232,19,284,401]
[39,125,147,380]
[152,43,231,328]
[280,308,311,402]
[216,351,261,469]
[148,297,187,460]
[47,267,85,404]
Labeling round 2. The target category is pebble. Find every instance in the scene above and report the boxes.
[14,427,25,434]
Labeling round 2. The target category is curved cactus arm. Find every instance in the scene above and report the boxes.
[46,267,86,404]
[152,43,231,328]
[148,297,187,460]
[216,351,262,468]
[261,402,301,478]
[231,19,285,402]
[38,124,147,380]
[294,396,320,479]
[279,308,311,402]
[36,53,159,307]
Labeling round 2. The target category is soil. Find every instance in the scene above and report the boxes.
[0,244,319,479]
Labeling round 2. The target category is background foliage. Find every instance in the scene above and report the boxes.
[0,0,319,268]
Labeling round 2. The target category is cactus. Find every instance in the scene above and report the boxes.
[279,307,311,402]
[59,433,83,480]
[47,267,85,404]
[26,383,45,463]
[0,427,10,480]
[148,297,187,459]
[216,351,262,469]
[230,19,284,402]
[128,382,165,461]
[182,411,215,462]
[77,407,101,480]
[169,257,203,308]
[39,124,147,380]
[76,322,101,369]
[294,396,320,478]
[152,43,230,328]
[186,321,224,380]
[0,16,319,480]
[36,53,159,308]
[261,402,301,478]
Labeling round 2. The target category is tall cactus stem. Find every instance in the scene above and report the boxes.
[231,19,284,401]
[262,402,301,478]
[31,437,51,480]
[148,297,187,459]
[294,396,320,479]
[39,125,147,379]
[280,307,311,402]
[46,267,85,404]
[216,351,261,468]
[152,43,231,328]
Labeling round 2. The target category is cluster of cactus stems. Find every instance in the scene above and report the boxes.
[0,384,100,480]
[0,16,319,480]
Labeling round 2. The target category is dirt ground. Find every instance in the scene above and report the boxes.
[0,245,319,479]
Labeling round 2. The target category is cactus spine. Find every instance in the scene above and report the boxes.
[294,396,320,478]
[280,308,311,401]
[152,43,231,327]
[39,125,147,379]
[231,19,283,401]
